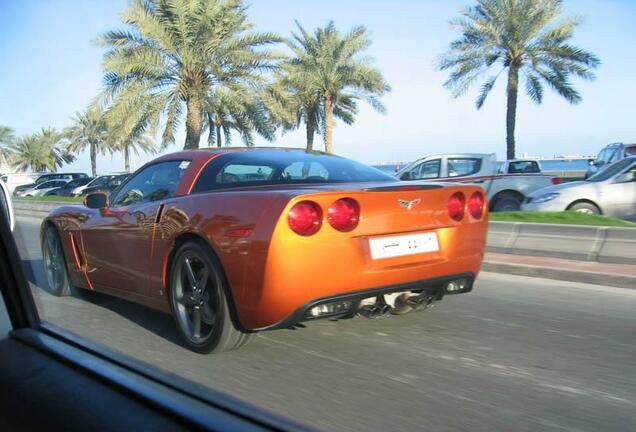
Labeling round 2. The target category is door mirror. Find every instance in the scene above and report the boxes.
[400,172,411,180]
[84,192,109,209]
[613,172,636,184]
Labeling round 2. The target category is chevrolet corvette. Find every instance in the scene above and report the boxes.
[41,148,487,353]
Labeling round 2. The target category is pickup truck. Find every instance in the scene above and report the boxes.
[395,153,560,211]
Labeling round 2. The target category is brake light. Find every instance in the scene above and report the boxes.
[467,192,485,219]
[288,201,322,236]
[327,198,360,232]
[448,192,465,221]
[551,177,562,185]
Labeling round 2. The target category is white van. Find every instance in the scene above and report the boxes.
[1,172,42,194]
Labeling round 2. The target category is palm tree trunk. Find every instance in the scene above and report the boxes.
[216,124,222,148]
[123,144,130,172]
[184,96,203,150]
[323,97,335,153]
[306,123,315,151]
[506,65,519,160]
[90,141,97,177]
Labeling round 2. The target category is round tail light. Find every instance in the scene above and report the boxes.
[288,201,322,236]
[327,198,360,232]
[448,192,465,221]
[467,192,485,219]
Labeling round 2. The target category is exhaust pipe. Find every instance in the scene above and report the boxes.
[358,296,390,318]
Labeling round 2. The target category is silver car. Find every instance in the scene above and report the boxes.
[523,156,636,221]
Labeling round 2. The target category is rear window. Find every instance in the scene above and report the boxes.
[508,160,540,174]
[191,151,393,193]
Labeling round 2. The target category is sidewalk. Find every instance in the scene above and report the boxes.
[483,252,636,289]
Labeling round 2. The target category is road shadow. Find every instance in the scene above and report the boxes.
[23,258,185,348]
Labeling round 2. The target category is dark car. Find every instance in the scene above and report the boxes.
[81,174,130,196]
[13,172,88,195]
[44,177,94,197]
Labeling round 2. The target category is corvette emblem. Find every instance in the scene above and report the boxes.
[398,198,421,210]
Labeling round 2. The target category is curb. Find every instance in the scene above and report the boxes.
[482,260,636,289]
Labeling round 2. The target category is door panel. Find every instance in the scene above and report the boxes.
[80,202,162,297]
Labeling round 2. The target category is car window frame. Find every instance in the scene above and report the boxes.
[109,161,189,208]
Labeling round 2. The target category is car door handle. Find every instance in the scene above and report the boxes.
[154,204,165,223]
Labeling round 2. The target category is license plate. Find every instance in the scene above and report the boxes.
[369,232,439,260]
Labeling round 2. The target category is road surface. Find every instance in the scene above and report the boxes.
[13,216,636,431]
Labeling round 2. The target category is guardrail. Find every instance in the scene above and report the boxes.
[14,200,635,265]
[488,221,636,265]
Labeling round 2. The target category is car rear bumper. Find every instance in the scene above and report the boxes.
[263,272,475,330]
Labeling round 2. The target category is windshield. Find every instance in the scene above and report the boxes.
[595,146,619,165]
[586,158,635,182]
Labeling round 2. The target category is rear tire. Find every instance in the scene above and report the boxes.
[42,225,73,296]
[168,240,254,354]
[492,192,523,212]
[568,201,601,215]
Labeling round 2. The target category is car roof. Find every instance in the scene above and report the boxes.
[153,147,330,163]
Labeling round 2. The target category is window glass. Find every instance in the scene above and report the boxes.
[192,151,392,192]
[586,158,635,182]
[507,160,540,174]
[281,161,330,180]
[110,161,188,206]
[447,158,481,176]
[415,159,441,179]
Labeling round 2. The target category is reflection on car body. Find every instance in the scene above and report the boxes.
[41,148,488,353]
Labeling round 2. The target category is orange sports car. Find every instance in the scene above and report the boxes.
[41,148,487,353]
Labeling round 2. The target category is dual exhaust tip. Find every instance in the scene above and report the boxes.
[357,292,436,318]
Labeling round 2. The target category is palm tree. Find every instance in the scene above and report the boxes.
[0,125,16,169]
[438,0,600,160]
[204,86,275,147]
[9,129,73,172]
[286,21,390,153]
[65,107,110,176]
[99,0,282,150]
[111,130,157,172]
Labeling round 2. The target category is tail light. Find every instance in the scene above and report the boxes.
[551,177,562,185]
[327,198,360,232]
[288,201,322,236]
[448,192,465,221]
[467,192,485,219]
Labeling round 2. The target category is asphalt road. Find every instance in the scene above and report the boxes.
[13,216,636,432]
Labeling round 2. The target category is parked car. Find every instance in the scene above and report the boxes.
[80,174,129,196]
[1,172,42,195]
[396,153,559,211]
[0,177,14,231]
[41,148,487,353]
[586,142,636,178]
[523,156,636,221]
[13,172,88,196]
[15,180,70,197]
[44,177,94,197]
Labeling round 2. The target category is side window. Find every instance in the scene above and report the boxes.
[508,161,540,174]
[418,159,441,179]
[401,159,440,180]
[447,158,481,177]
[110,161,189,207]
[282,162,329,180]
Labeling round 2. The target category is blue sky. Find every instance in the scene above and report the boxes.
[1,0,635,174]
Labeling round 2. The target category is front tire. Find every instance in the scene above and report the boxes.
[168,240,253,353]
[42,225,73,296]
